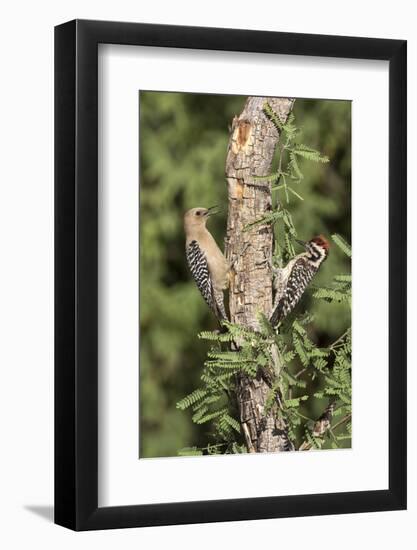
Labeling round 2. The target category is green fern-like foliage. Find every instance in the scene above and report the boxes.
[312,235,352,306]
[176,320,280,455]
[177,104,351,454]
[332,233,352,258]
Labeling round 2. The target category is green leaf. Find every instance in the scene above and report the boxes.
[285,395,309,408]
[257,354,269,367]
[287,186,304,201]
[243,209,284,231]
[220,413,241,433]
[334,274,352,283]
[331,233,352,258]
[292,145,329,163]
[176,389,207,410]
[293,333,309,366]
[282,370,307,388]
[178,447,203,456]
[232,442,247,454]
[313,358,328,371]
[262,102,284,131]
[198,330,234,342]
[289,151,304,181]
[252,172,281,184]
[207,350,247,362]
[283,350,296,362]
[195,408,227,425]
[192,406,209,423]
[282,209,297,235]
[313,287,350,303]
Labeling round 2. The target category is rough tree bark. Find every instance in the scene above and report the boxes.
[224,97,295,453]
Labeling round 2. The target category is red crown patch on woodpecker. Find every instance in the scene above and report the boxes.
[311,235,330,252]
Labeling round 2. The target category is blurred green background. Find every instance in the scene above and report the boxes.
[139,91,351,458]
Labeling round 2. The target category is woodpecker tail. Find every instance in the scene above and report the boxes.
[213,289,228,322]
[269,303,284,327]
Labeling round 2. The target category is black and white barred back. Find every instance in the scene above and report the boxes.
[270,257,318,326]
[186,240,227,321]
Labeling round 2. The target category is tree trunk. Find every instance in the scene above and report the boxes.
[225,97,294,453]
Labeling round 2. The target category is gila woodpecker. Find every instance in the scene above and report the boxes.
[184,206,229,321]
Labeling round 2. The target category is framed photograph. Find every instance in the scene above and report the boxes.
[55,19,406,530]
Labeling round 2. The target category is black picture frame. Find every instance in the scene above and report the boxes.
[55,19,407,531]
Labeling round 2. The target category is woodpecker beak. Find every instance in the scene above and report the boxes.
[207,205,221,216]
[294,238,308,248]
